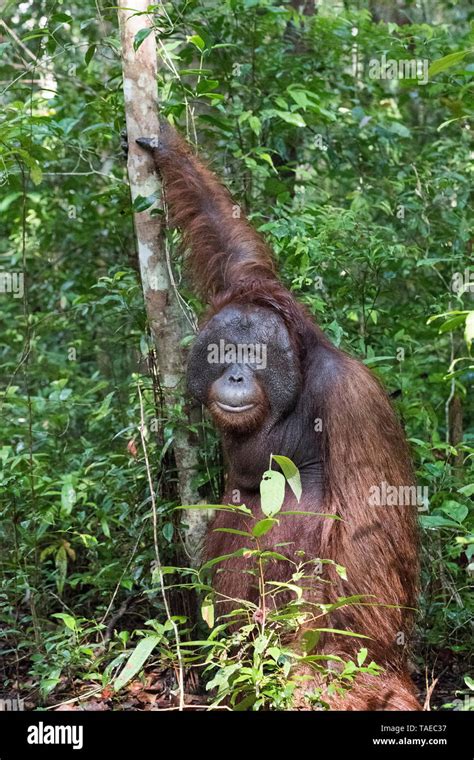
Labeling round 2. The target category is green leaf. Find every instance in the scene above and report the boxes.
[464,312,474,346]
[201,595,214,628]
[252,518,278,537]
[61,480,77,515]
[249,115,261,136]
[176,504,251,514]
[256,151,275,170]
[162,522,174,542]
[302,629,320,653]
[93,391,114,420]
[357,648,368,666]
[214,527,253,537]
[85,44,96,66]
[440,501,468,524]
[267,646,282,661]
[458,484,474,497]
[51,13,73,23]
[438,315,467,334]
[133,28,152,52]
[386,121,411,138]
[279,511,340,520]
[30,161,42,186]
[200,548,248,571]
[55,546,68,594]
[420,515,462,530]
[114,635,161,691]
[259,551,288,561]
[40,670,62,697]
[52,612,77,631]
[287,89,310,109]
[309,628,370,639]
[132,194,157,213]
[428,50,471,78]
[196,79,219,94]
[271,455,302,502]
[260,469,285,516]
[274,110,306,128]
[187,34,205,51]
[266,580,302,599]
[319,594,369,614]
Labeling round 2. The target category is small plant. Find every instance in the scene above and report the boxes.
[112,456,382,710]
[187,455,382,709]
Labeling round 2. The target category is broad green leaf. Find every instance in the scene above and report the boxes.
[302,629,320,653]
[52,612,77,631]
[201,595,214,628]
[274,110,306,127]
[133,28,152,52]
[266,580,303,599]
[187,34,205,51]
[319,594,368,613]
[40,669,62,697]
[61,480,77,515]
[51,12,73,23]
[272,455,302,502]
[30,162,42,186]
[162,522,174,542]
[132,194,157,213]
[200,548,249,571]
[114,635,161,691]
[440,501,468,524]
[260,470,285,516]
[85,44,96,66]
[259,551,288,561]
[458,484,474,497]
[287,89,310,109]
[196,79,219,94]
[420,515,462,530]
[464,311,474,346]
[428,50,470,78]
[93,391,114,420]
[252,518,278,537]
[249,115,261,136]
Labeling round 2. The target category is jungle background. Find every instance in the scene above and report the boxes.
[0,0,473,711]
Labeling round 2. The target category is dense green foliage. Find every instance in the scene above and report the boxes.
[0,0,472,708]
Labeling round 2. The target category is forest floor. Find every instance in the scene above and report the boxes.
[2,646,468,712]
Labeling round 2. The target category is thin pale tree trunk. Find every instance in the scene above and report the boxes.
[117,1,209,565]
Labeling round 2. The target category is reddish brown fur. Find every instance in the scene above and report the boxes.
[140,124,420,710]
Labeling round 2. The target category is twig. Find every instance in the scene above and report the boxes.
[422,669,439,712]
[45,687,103,711]
[100,526,145,625]
[137,382,185,710]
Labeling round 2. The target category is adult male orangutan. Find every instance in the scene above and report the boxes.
[137,122,420,710]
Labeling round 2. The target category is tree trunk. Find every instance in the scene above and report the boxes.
[117,0,209,565]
